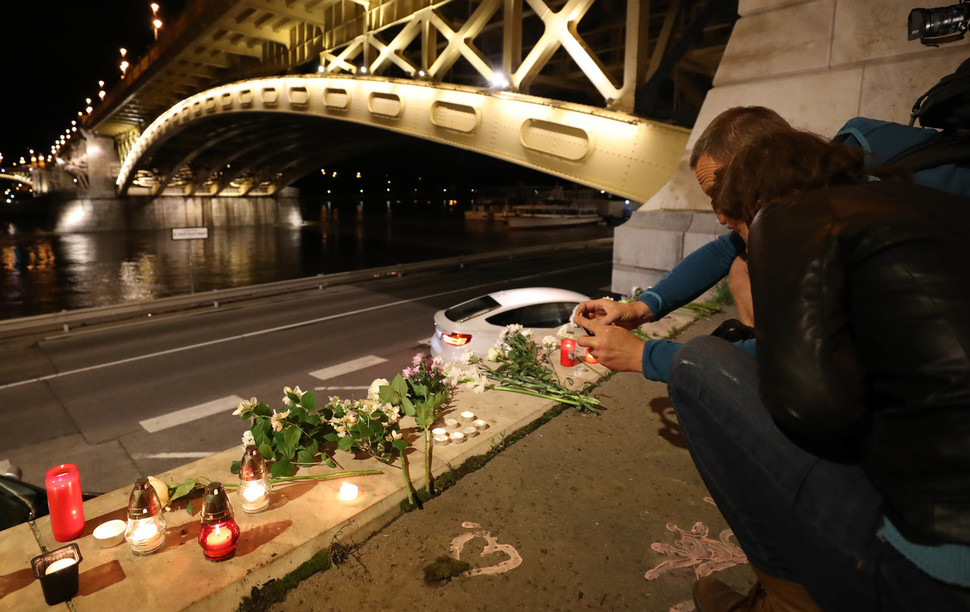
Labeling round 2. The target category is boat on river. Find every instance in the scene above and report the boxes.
[504,186,602,228]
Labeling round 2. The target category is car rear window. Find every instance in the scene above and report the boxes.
[445,296,501,322]
[485,302,579,328]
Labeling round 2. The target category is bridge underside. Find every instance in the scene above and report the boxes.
[118,76,689,201]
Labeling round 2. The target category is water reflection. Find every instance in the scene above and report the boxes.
[0,201,614,320]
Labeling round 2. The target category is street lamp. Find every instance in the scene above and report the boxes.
[119,48,129,78]
[151,3,162,40]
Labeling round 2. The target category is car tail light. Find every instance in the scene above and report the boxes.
[442,332,472,347]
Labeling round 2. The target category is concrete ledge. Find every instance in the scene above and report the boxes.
[0,358,607,610]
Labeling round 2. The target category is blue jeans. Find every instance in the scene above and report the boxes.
[667,336,970,611]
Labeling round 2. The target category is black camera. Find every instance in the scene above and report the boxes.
[909,1,969,45]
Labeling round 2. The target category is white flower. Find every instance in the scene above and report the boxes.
[232,396,258,416]
[241,430,255,448]
[282,386,304,405]
[487,346,501,362]
[270,409,291,432]
[463,373,488,394]
[541,335,557,349]
[367,378,388,401]
[460,350,476,364]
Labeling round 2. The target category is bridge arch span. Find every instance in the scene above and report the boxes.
[118,76,688,201]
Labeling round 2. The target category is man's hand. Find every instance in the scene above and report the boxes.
[573,299,652,330]
[574,315,645,373]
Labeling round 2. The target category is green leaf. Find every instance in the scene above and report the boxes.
[301,391,316,411]
[186,499,193,516]
[172,480,199,501]
[336,436,354,451]
[296,448,317,465]
[253,419,272,444]
[391,438,408,452]
[229,460,241,474]
[258,442,274,461]
[283,425,302,448]
[323,432,339,442]
[270,457,293,478]
[253,402,273,417]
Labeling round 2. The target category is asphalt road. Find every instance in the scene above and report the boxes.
[0,246,613,494]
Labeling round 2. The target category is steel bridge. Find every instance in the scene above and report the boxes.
[81,0,734,201]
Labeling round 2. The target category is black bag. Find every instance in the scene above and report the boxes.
[910,55,970,131]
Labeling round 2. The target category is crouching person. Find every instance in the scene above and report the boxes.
[669,129,970,611]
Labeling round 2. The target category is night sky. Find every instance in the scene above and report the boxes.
[0,1,187,165]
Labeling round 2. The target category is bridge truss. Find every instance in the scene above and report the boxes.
[87,0,735,198]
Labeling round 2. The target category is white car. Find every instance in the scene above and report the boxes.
[431,287,589,363]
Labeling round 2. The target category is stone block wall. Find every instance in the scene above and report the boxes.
[612,0,970,295]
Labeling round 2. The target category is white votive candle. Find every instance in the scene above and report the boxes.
[463,425,478,438]
[460,410,476,422]
[444,418,459,429]
[431,427,447,437]
[338,482,359,501]
[45,558,77,575]
[449,431,465,444]
[433,433,450,446]
[473,419,487,431]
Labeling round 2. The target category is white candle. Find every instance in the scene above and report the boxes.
[473,419,487,431]
[338,482,359,501]
[131,521,159,543]
[433,433,450,446]
[241,482,266,502]
[206,525,233,547]
[45,558,77,575]
[449,431,465,444]
[444,418,459,429]
[431,427,447,437]
[460,411,476,422]
[463,426,478,438]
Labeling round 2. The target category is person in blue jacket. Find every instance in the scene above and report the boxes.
[573,106,790,380]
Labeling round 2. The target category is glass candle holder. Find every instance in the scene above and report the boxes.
[560,338,577,367]
[45,464,85,542]
[199,482,240,561]
[238,445,271,513]
[124,478,166,555]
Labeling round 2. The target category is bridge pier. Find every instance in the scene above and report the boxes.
[48,189,303,233]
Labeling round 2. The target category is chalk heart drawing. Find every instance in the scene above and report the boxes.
[644,498,749,612]
[450,521,523,577]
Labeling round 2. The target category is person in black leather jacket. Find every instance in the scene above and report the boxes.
[669,129,970,611]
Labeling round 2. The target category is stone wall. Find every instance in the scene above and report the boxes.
[613,0,970,294]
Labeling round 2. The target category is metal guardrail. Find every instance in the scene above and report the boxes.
[0,238,613,338]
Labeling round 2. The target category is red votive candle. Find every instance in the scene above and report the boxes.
[198,482,240,561]
[560,338,577,367]
[45,464,85,542]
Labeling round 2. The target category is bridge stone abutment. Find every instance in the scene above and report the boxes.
[613,0,970,295]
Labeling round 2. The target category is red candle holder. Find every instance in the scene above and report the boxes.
[560,338,577,367]
[198,482,240,561]
[45,464,85,542]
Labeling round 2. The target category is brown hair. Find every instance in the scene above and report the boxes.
[689,106,794,168]
[711,130,869,225]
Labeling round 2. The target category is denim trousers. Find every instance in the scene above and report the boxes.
[667,336,970,611]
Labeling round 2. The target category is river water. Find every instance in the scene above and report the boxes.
[0,200,615,320]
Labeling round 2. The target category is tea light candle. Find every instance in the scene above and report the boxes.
[473,419,487,431]
[444,418,459,429]
[337,482,359,501]
[45,558,77,575]
[431,427,447,437]
[585,348,598,364]
[460,411,476,422]
[93,520,126,549]
[205,524,235,547]
[449,431,465,444]
[433,433,450,446]
[463,426,478,438]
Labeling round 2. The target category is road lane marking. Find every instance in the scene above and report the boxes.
[134,452,216,459]
[309,355,387,381]
[139,395,245,433]
[314,385,369,391]
[0,261,603,392]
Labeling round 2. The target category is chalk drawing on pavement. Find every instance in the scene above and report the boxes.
[450,521,523,576]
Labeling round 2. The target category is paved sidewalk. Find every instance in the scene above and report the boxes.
[265,307,754,612]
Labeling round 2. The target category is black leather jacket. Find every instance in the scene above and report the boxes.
[748,181,970,546]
